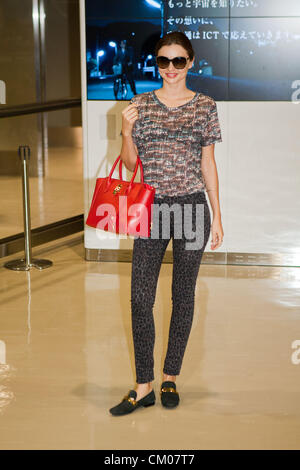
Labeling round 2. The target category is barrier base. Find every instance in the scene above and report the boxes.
[4,258,53,271]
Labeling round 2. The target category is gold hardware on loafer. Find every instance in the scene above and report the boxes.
[123,394,137,406]
[161,387,178,394]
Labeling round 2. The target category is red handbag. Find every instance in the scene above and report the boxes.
[85,155,155,237]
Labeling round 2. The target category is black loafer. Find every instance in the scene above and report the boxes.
[109,389,156,416]
[160,381,180,408]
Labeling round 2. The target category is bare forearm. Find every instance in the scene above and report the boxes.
[120,133,137,172]
[201,160,222,219]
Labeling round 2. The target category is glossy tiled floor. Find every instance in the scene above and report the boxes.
[0,233,300,450]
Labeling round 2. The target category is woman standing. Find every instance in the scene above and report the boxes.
[109,31,223,416]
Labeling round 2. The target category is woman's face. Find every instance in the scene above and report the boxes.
[156,44,194,85]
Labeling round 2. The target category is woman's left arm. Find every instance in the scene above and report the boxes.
[201,143,224,250]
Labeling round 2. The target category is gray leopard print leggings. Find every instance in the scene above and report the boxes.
[130,190,211,384]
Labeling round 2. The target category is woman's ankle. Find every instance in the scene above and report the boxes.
[135,382,152,390]
[162,373,176,382]
[134,382,152,399]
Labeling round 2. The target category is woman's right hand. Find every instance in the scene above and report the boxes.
[121,103,139,137]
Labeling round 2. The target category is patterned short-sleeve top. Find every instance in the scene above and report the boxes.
[129,90,222,197]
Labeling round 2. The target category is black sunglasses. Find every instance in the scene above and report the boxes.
[156,56,190,69]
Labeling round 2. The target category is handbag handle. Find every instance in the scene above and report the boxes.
[104,155,144,193]
[118,156,143,183]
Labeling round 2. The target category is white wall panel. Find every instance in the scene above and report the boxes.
[227,102,300,254]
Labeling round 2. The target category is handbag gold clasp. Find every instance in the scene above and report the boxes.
[113,183,122,194]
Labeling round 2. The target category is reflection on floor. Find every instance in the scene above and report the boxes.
[0,147,83,239]
[0,232,300,450]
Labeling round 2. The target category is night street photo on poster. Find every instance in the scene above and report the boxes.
[85,0,300,101]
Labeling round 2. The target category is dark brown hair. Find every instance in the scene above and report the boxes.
[154,31,195,60]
